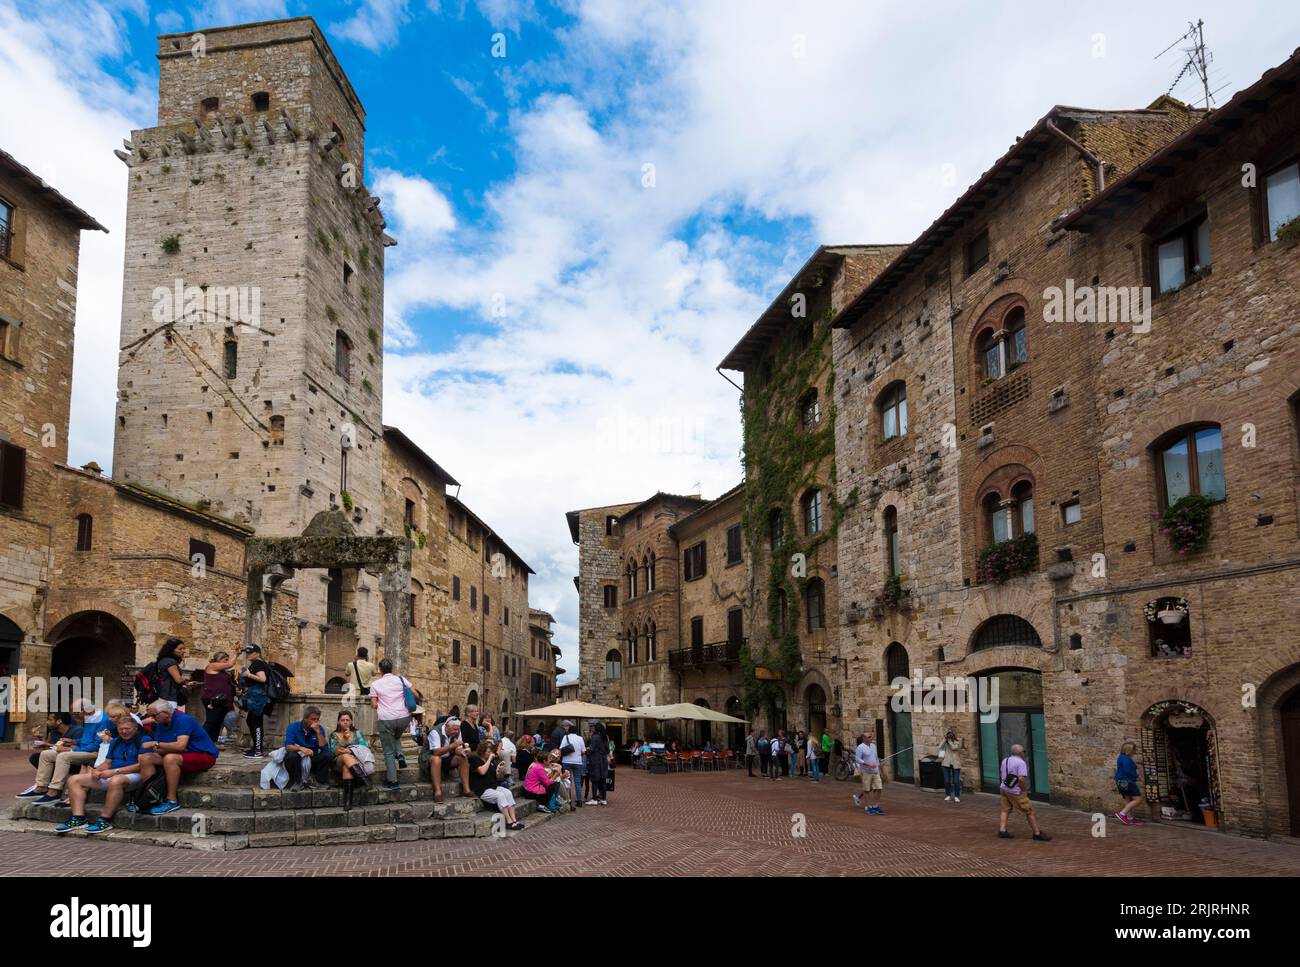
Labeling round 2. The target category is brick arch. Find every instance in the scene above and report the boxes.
[1138,402,1233,452]
[948,588,1054,661]
[0,608,37,642]
[972,443,1047,489]
[794,666,832,702]
[962,282,1037,386]
[1255,660,1300,836]
[44,600,138,645]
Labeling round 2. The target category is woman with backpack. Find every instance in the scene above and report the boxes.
[201,651,238,742]
[369,658,415,793]
[239,645,271,758]
[154,638,190,709]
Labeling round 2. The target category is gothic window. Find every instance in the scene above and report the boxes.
[605,649,622,680]
[971,615,1042,651]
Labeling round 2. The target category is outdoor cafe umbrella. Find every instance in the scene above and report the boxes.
[516,700,645,721]
[630,702,748,724]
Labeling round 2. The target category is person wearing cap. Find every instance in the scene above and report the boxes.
[239,644,271,758]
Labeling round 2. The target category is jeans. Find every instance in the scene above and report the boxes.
[202,702,230,741]
[565,761,585,805]
[810,756,820,781]
[378,716,411,784]
[759,752,770,775]
[943,765,961,798]
[284,747,333,785]
[746,754,755,776]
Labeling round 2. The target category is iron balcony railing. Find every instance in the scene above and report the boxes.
[668,638,744,670]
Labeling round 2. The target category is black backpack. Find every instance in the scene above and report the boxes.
[264,666,291,703]
[132,772,170,812]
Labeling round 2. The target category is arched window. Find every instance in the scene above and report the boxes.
[880,382,908,440]
[640,556,649,594]
[325,677,346,694]
[627,561,636,599]
[984,479,1035,544]
[971,614,1042,651]
[75,513,93,551]
[647,552,656,590]
[977,327,1001,381]
[605,649,622,680]
[805,578,825,631]
[1005,307,1027,368]
[335,330,352,379]
[1154,424,1225,508]
[467,689,479,707]
[802,489,823,535]
[769,508,785,550]
[885,642,909,682]
[251,91,271,112]
[801,388,820,429]
[883,506,900,577]
[199,96,219,116]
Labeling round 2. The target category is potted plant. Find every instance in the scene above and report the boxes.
[1160,494,1215,555]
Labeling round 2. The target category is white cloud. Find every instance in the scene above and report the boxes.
[331,0,413,53]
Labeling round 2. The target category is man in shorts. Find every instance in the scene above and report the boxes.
[428,717,473,803]
[56,718,147,834]
[852,731,885,814]
[997,743,1050,841]
[138,699,220,814]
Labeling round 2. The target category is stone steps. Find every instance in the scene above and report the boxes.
[5,752,555,850]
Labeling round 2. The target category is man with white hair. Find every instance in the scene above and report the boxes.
[18,698,106,805]
[427,716,473,803]
[997,743,1050,841]
[137,699,220,814]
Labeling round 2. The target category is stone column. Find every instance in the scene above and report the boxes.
[378,549,412,674]
[244,566,265,649]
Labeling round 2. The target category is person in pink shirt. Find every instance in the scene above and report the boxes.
[368,659,413,792]
[521,756,560,813]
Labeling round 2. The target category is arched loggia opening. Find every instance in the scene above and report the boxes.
[46,611,137,705]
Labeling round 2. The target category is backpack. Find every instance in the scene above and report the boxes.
[758,737,770,753]
[132,772,170,812]
[264,665,291,704]
[133,663,163,705]
[418,745,433,780]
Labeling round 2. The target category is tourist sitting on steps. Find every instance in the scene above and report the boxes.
[282,706,334,790]
[468,739,524,831]
[331,710,375,809]
[18,698,105,806]
[55,718,149,835]
[521,751,561,813]
[137,700,220,815]
[426,716,473,804]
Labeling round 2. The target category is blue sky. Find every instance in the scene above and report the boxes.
[3,0,1299,682]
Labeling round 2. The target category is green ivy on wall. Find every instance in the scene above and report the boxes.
[737,309,857,718]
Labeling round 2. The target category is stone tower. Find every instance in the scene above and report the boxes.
[113,17,390,539]
[111,18,393,669]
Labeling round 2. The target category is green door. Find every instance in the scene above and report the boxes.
[891,708,914,782]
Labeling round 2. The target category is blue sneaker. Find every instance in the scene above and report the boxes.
[150,799,181,815]
[15,785,42,799]
[85,817,114,834]
[33,793,63,805]
[55,816,87,833]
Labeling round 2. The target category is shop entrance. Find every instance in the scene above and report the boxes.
[978,670,1049,801]
[1283,689,1300,837]
[0,614,21,743]
[1141,700,1220,826]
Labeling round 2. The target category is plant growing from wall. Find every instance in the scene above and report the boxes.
[1160,494,1215,555]
[316,228,332,254]
[875,574,908,612]
[737,306,847,718]
[1275,216,1300,247]
[341,489,354,513]
[325,304,338,323]
[976,533,1039,583]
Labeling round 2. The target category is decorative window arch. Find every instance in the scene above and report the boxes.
[805,578,825,631]
[975,303,1028,383]
[605,649,622,680]
[879,381,908,440]
[647,551,656,590]
[1152,423,1225,509]
[970,614,1042,651]
[980,473,1036,545]
[884,641,909,682]
[802,488,823,535]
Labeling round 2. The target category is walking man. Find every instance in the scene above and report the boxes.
[998,743,1050,841]
[852,731,884,815]
[745,730,757,777]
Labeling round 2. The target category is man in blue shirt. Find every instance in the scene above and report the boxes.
[283,706,333,790]
[138,700,220,814]
[56,718,148,834]
[21,698,108,805]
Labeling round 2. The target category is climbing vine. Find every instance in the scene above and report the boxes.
[737,306,857,718]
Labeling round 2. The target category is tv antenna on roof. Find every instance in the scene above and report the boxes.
[1156,19,1221,109]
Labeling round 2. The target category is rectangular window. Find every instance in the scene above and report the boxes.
[452,576,461,601]
[470,586,477,610]
[485,649,491,672]
[188,538,216,570]
[0,441,25,510]
[1062,500,1081,525]
[727,607,744,645]
[684,542,707,580]
[471,644,477,668]
[409,593,417,627]
[404,499,415,530]
[76,514,93,551]
[1265,161,1300,241]
[690,616,704,649]
[504,606,509,626]
[605,515,618,536]
[223,340,238,379]
[452,639,461,664]
[603,585,618,608]
[0,200,12,259]
[1154,214,1210,293]
[484,593,490,616]
[966,229,989,276]
[726,524,742,565]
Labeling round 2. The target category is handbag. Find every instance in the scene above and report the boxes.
[349,743,377,776]
[400,676,418,714]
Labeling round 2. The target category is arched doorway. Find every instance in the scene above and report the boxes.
[884,643,914,783]
[1141,700,1220,825]
[1283,688,1300,837]
[693,698,711,747]
[466,689,479,709]
[0,615,21,742]
[977,668,1049,800]
[805,683,827,739]
[47,611,136,705]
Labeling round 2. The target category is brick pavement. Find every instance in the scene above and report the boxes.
[1,751,1297,876]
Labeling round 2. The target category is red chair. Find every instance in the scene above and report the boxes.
[700,751,713,771]
[723,750,735,770]
[663,751,677,772]
[690,751,702,771]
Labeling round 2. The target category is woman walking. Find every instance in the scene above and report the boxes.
[369,658,413,792]
[585,721,610,805]
[1114,742,1145,826]
[200,651,238,742]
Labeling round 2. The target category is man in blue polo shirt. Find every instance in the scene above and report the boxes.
[23,698,108,805]
[138,699,220,815]
[283,706,333,790]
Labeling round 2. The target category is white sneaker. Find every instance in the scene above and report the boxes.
[598,799,608,805]
[944,795,952,802]
[954,797,961,803]
[852,793,862,806]
[584,799,599,805]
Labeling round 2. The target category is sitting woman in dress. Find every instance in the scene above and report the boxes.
[330,710,374,785]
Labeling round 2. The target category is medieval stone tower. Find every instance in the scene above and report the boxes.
[112,18,392,655]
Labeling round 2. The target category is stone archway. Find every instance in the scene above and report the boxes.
[1141,699,1221,826]
[46,610,137,705]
